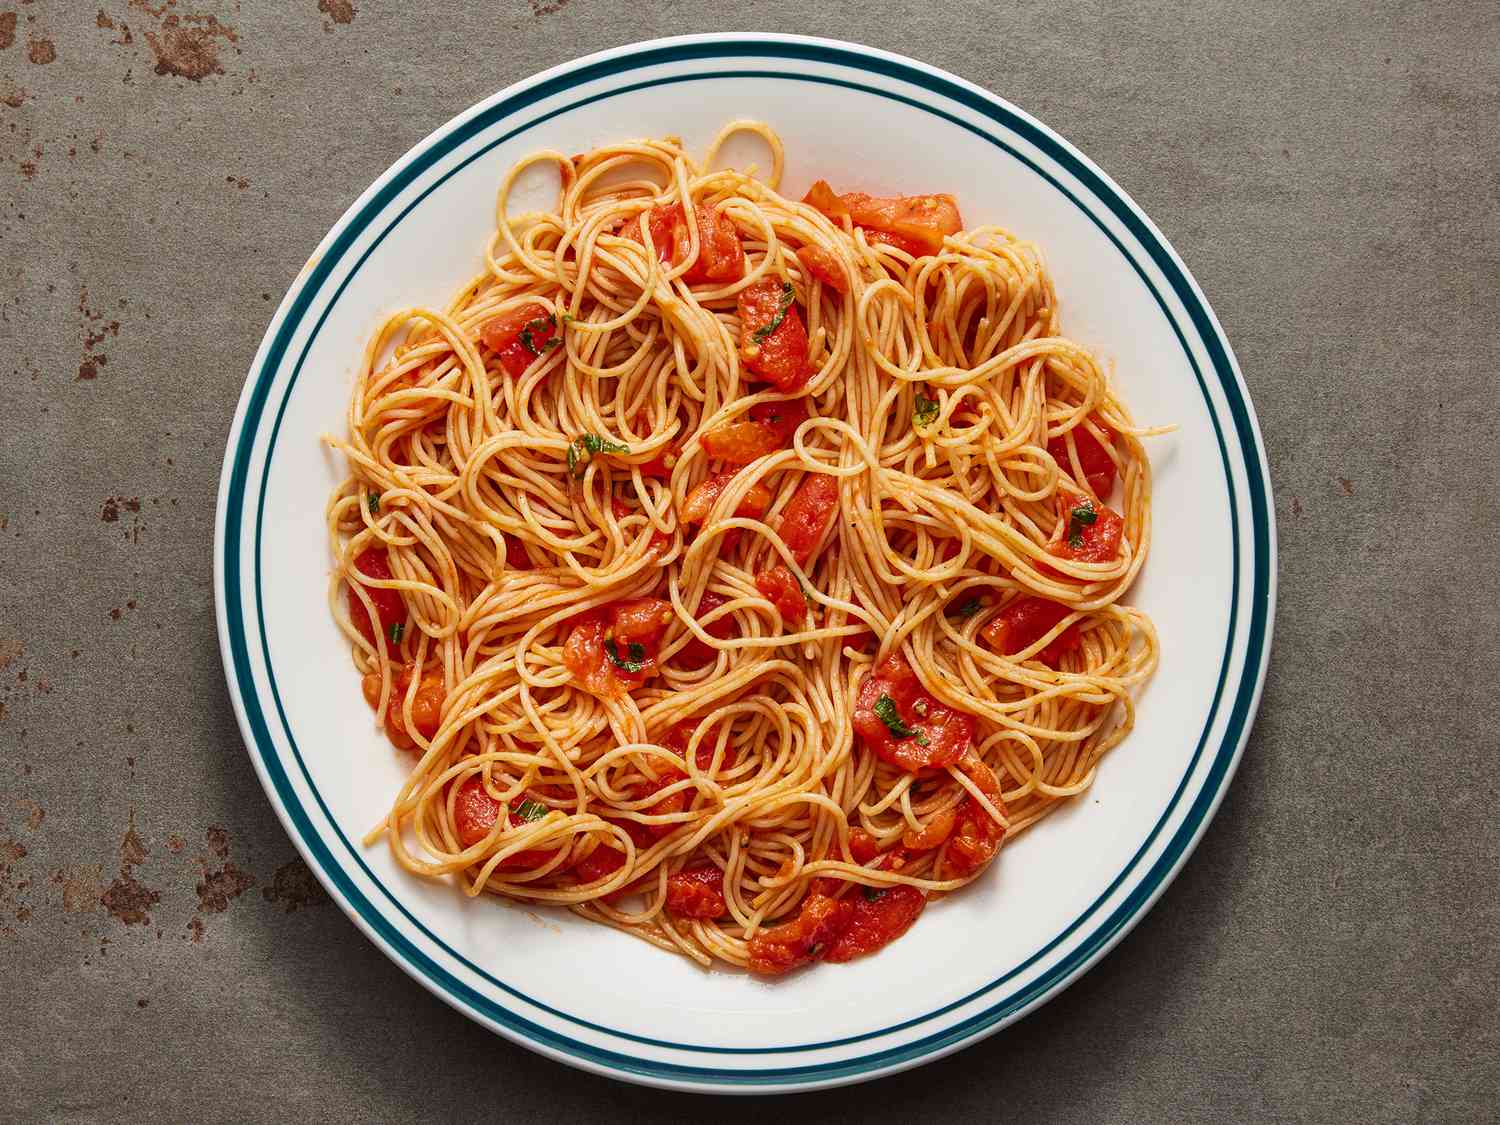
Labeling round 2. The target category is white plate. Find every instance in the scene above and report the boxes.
[214,34,1275,1094]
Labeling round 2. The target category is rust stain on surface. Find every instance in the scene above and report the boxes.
[0,640,20,671]
[0,836,29,932]
[0,13,15,50]
[196,861,254,913]
[144,13,237,81]
[318,0,355,25]
[26,36,54,64]
[191,828,255,935]
[17,799,43,830]
[0,80,25,108]
[101,814,159,925]
[262,858,329,913]
[55,863,103,912]
[77,287,120,381]
[1338,477,1353,496]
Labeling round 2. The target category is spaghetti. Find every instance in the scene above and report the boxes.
[326,122,1159,973]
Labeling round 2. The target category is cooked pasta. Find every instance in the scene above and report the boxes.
[326,121,1159,973]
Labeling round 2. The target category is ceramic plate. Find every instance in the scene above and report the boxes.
[214,33,1275,1093]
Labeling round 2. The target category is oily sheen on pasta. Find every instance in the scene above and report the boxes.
[326,122,1159,974]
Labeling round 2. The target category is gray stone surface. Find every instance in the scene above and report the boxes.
[1,1,1496,1120]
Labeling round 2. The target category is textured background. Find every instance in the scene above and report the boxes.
[1,2,1496,1121]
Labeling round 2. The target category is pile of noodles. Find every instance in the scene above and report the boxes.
[326,122,1158,968]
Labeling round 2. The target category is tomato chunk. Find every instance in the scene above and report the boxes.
[678,591,735,667]
[944,755,1007,878]
[453,775,504,850]
[755,565,808,627]
[451,777,570,871]
[747,893,855,976]
[853,653,974,773]
[822,884,926,963]
[504,533,532,571]
[480,303,558,378]
[679,472,772,531]
[847,827,882,864]
[347,548,406,647]
[979,596,1082,666]
[663,718,733,771]
[861,226,931,257]
[795,244,848,294]
[1047,417,1117,498]
[563,598,674,697]
[624,203,746,284]
[635,762,689,840]
[804,181,962,256]
[901,806,957,852]
[1045,490,1125,565]
[738,278,813,391]
[573,841,625,885]
[702,400,806,468]
[665,864,726,919]
[778,473,839,565]
[611,597,674,645]
[802,180,849,222]
[362,662,445,749]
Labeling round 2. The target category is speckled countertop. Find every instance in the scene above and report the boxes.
[1,2,1496,1121]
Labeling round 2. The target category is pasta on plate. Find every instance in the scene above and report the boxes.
[327,121,1159,974]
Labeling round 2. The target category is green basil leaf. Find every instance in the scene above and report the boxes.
[513,798,549,823]
[872,693,929,746]
[1066,500,1098,549]
[387,622,405,644]
[751,282,795,343]
[913,394,939,428]
[603,637,647,673]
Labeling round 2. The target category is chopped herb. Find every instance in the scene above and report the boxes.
[913,394,939,429]
[567,433,631,479]
[873,693,930,746]
[513,798,549,823]
[1066,500,1098,549]
[603,637,648,673]
[560,313,575,324]
[518,314,561,357]
[751,281,795,343]
[955,597,985,618]
[387,622,405,644]
[367,493,381,515]
[862,885,887,902]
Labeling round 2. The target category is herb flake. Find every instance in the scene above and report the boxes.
[1066,500,1098,549]
[862,885,886,902]
[567,433,630,479]
[752,282,795,343]
[913,394,939,429]
[603,637,647,673]
[387,622,405,645]
[955,597,985,618]
[872,693,929,746]
[513,798,549,823]
[518,314,561,357]
[367,493,381,515]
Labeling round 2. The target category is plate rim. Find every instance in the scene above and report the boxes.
[214,32,1276,1093]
